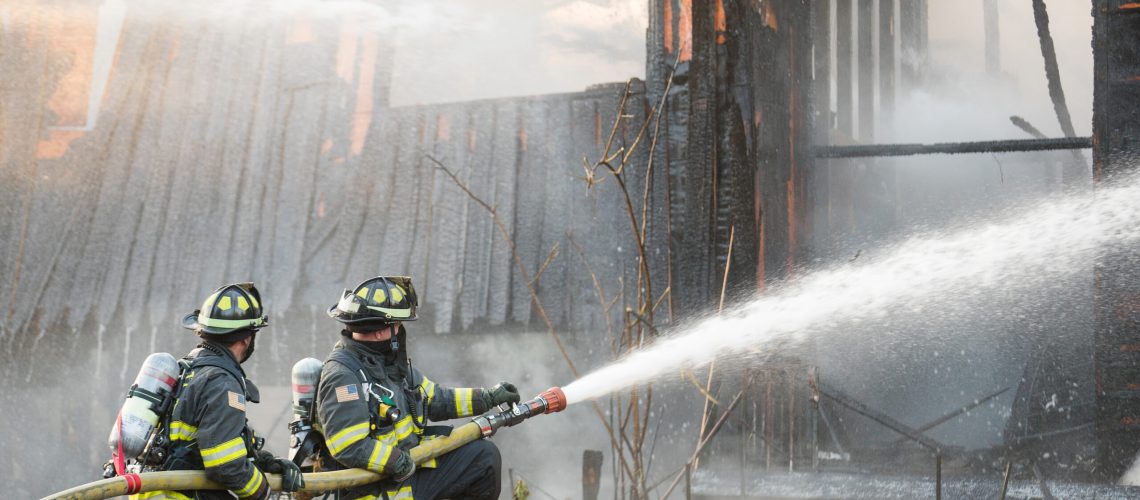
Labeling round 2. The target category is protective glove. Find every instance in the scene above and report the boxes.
[484,381,521,407]
[255,450,306,492]
[390,449,416,482]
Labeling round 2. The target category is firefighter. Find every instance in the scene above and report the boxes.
[142,283,304,499]
[316,276,520,500]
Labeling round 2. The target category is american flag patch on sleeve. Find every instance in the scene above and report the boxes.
[336,384,360,402]
[227,391,246,411]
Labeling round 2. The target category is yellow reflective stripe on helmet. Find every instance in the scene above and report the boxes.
[327,422,370,456]
[365,305,413,318]
[196,314,266,329]
[454,388,473,417]
[235,468,264,498]
[200,437,246,468]
[387,485,414,500]
[420,377,436,405]
[367,440,394,472]
[168,421,198,442]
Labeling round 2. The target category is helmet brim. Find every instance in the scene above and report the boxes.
[182,311,264,335]
[326,304,417,325]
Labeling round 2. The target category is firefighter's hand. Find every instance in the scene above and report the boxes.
[486,381,521,406]
[391,450,416,482]
[255,450,306,492]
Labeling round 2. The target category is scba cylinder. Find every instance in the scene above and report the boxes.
[291,357,322,418]
[107,353,180,460]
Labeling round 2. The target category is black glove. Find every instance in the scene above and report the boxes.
[391,449,416,482]
[484,381,521,407]
[255,450,305,492]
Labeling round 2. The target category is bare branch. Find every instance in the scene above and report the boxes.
[651,286,671,314]
[427,155,495,215]
[681,368,721,406]
[529,242,560,288]
[718,225,736,313]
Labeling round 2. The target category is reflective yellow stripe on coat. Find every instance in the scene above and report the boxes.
[167,421,198,442]
[234,468,265,498]
[328,421,370,456]
[353,485,414,500]
[454,388,474,417]
[420,377,437,405]
[199,436,246,468]
[367,440,394,472]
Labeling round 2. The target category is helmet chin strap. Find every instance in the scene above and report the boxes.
[394,324,411,384]
[240,333,256,363]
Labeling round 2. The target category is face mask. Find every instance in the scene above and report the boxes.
[240,333,256,363]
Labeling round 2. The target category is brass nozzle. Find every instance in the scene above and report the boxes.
[539,387,567,414]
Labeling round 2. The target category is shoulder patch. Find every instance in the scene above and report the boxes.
[335,384,360,402]
[228,391,246,411]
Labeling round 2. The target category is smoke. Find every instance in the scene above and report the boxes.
[925,0,1093,136]
[386,0,647,105]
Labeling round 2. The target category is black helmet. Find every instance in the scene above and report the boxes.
[181,283,268,335]
[327,276,418,329]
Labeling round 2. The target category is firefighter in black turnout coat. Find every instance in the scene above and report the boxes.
[316,276,521,500]
[142,283,303,499]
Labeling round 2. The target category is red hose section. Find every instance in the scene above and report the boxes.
[123,473,143,494]
[114,411,127,476]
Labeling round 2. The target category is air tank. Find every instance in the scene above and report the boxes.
[107,353,180,461]
[289,357,323,463]
[291,357,323,419]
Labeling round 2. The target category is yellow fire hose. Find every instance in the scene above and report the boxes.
[42,422,483,500]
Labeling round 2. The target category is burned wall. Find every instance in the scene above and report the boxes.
[0,3,661,382]
[1093,0,1140,478]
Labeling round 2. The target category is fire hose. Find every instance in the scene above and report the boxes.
[42,388,566,500]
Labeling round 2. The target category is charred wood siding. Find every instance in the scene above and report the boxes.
[0,10,651,341]
[1093,0,1140,478]
[646,0,815,311]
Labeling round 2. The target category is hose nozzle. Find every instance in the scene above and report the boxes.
[472,386,567,437]
[537,387,566,414]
